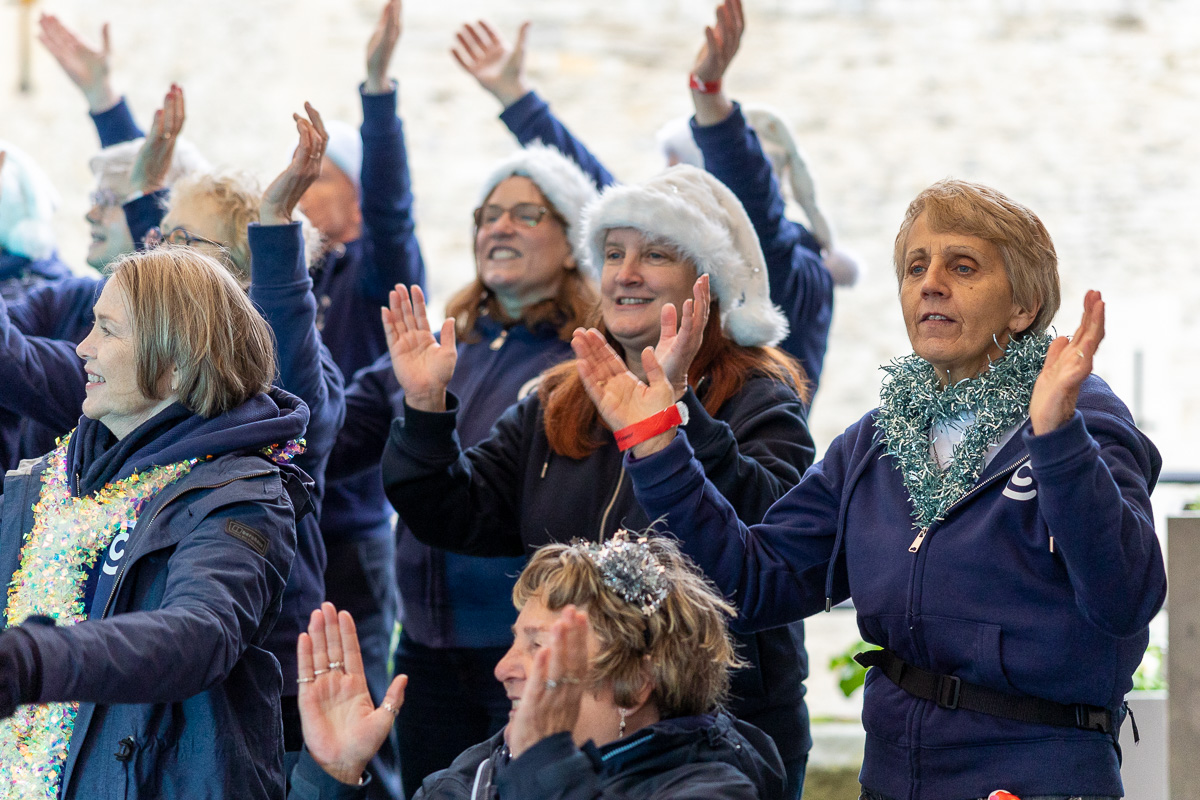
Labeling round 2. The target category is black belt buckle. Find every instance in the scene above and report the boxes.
[1074,704,1110,733]
[936,675,962,710]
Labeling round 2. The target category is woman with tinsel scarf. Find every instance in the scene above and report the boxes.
[0,247,309,799]
[573,178,1164,800]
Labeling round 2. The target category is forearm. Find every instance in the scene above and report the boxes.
[1027,413,1165,637]
[498,91,615,189]
[0,293,87,431]
[91,96,144,147]
[123,190,168,248]
[359,83,426,301]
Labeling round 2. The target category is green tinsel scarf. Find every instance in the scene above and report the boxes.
[876,332,1051,529]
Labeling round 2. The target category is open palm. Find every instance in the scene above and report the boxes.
[382,284,457,411]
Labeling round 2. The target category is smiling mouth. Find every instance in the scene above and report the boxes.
[616,298,652,306]
[921,313,954,322]
[86,373,106,385]
[488,246,522,260]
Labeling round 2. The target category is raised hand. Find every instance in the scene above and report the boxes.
[507,606,590,759]
[37,15,118,113]
[261,103,329,226]
[365,0,402,95]
[1030,290,1105,435]
[652,274,710,393]
[690,0,743,125]
[381,284,457,412]
[298,603,408,787]
[451,20,531,108]
[129,84,185,195]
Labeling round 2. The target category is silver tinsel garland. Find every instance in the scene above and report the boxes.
[582,530,671,617]
[876,332,1051,529]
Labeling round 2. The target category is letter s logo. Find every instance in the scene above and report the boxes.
[101,530,131,575]
[1002,463,1038,501]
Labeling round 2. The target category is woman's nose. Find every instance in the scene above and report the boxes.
[920,262,949,295]
[494,644,522,683]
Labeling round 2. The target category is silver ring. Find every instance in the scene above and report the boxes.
[327,661,345,671]
[382,700,400,717]
[1075,349,1086,359]
[312,668,330,676]
[296,676,316,684]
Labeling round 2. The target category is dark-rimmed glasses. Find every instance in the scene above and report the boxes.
[146,225,229,252]
[473,203,556,229]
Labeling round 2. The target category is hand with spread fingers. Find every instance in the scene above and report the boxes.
[366,0,402,95]
[381,284,457,412]
[37,14,118,113]
[1030,290,1106,435]
[129,84,185,196]
[572,275,709,457]
[297,602,408,787]
[451,20,531,109]
[506,605,590,759]
[260,103,329,226]
[690,0,743,124]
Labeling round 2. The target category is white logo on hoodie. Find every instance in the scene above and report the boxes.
[1002,463,1038,501]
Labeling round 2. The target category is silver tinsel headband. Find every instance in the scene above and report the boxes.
[581,530,671,617]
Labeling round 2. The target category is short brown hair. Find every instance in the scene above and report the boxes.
[107,245,276,417]
[513,535,745,718]
[893,179,1060,335]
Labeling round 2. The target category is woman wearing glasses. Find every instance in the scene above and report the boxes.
[326,142,599,798]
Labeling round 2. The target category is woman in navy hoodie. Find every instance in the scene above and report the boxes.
[582,178,1165,800]
[0,246,308,799]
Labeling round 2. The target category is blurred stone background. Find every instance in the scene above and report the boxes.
[3,0,1197,751]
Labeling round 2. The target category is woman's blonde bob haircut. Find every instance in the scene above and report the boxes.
[513,535,745,718]
[893,178,1061,336]
[106,245,276,418]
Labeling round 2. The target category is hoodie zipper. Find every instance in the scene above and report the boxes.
[99,470,273,619]
[598,464,626,540]
[906,454,1030,554]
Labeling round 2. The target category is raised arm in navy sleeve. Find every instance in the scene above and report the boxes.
[691,104,833,394]
[122,190,169,249]
[357,82,425,304]
[499,91,616,190]
[0,292,88,435]
[90,96,144,148]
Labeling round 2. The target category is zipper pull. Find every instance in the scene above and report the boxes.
[489,329,508,350]
[908,526,929,553]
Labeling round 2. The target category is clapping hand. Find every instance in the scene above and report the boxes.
[381,284,457,412]
[506,606,590,759]
[1030,290,1105,435]
[366,0,402,95]
[572,275,709,457]
[129,84,185,196]
[37,15,118,113]
[451,20,531,109]
[298,603,407,787]
[260,103,328,226]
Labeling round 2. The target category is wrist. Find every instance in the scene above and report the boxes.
[364,75,391,95]
[688,73,722,94]
[614,402,687,452]
[691,92,734,127]
[86,85,119,114]
[405,390,447,413]
[493,81,531,109]
[631,429,676,458]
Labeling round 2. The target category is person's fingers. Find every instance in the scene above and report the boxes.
[411,285,431,332]
[381,307,398,347]
[148,108,164,139]
[455,31,482,65]
[387,286,409,334]
[441,317,457,352]
[514,21,530,56]
[382,674,407,713]
[321,601,345,671]
[308,607,330,672]
[394,284,416,332]
[466,21,488,51]
[100,22,111,57]
[338,610,366,677]
[659,301,679,341]
[643,346,669,390]
[305,101,328,142]
[563,607,589,676]
[479,19,500,46]
[297,632,315,684]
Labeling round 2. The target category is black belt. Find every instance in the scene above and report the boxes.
[854,648,1113,735]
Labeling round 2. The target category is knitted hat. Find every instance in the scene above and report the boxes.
[322,120,363,192]
[0,140,60,261]
[581,164,788,348]
[476,142,599,268]
[654,107,862,287]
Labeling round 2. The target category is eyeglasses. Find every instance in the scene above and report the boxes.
[88,189,122,210]
[473,203,556,229]
[146,225,229,252]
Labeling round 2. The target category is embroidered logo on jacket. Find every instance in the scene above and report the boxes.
[1002,463,1038,501]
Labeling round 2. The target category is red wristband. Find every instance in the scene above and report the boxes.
[614,402,688,452]
[688,74,722,94]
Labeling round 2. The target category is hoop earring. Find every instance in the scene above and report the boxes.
[619,707,629,738]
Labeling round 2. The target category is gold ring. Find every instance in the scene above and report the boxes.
[327,661,345,671]
[312,668,329,676]
[296,676,316,684]
[1075,349,1085,359]
[161,132,173,140]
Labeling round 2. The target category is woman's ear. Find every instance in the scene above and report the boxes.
[1008,301,1039,337]
[564,253,578,270]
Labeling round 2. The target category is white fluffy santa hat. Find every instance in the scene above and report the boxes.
[581,165,788,348]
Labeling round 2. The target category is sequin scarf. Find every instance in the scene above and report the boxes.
[875,333,1050,529]
[0,434,195,800]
